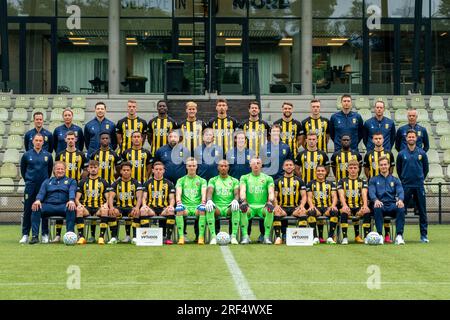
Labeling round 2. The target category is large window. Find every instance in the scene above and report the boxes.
[432,19,450,93]
[57,18,108,94]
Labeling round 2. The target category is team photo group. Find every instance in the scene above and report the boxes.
[19,95,430,247]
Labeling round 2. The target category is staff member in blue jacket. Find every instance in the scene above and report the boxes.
[194,128,223,181]
[260,124,292,180]
[24,112,53,153]
[226,130,255,180]
[84,102,117,159]
[395,109,429,152]
[329,94,364,152]
[396,129,429,243]
[20,134,54,244]
[368,156,406,245]
[29,161,77,245]
[53,108,84,154]
[153,130,190,184]
[363,100,396,152]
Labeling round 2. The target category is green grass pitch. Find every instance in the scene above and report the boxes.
[1,224,450,300]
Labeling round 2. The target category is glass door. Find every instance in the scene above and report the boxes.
[368,20,426,95]
[7,20,56,94]
[173,19,206,95]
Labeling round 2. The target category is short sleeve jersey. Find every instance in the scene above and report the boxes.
[208,175,239,208]
[176,175,207,207]
[240,172,274,208]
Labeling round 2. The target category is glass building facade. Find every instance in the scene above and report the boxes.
[1,0,450,95]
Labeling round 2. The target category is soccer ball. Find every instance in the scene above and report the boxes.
[365,232,382,245]
[216,232,230,245]
[63,232,78,245]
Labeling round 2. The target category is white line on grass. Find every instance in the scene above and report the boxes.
[1,281,450,287]
[220,246,256,300]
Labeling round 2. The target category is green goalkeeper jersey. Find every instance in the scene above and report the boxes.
[176,175,207,207]
[208,175,239,208]
[240,172,274,207]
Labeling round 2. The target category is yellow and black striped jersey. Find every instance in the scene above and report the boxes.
[110,178,142,208]
[307,180,336,208]
[337,177,368,209]
[273,118,303,158]
[295,149,329,184]
[148,116,178,156]
[55,149,87,182]
[330,150,363,181]
[77,177,109,208]
[239,119,270,156]
[180,119,206,155]
[274,176,306,208]
[90,148,122,184]
[143,177,175,209]
[121,147,152,184]
[363,149,395,179]
[116,117,148,154]
[206,116,239,155]
[301,116,330,152]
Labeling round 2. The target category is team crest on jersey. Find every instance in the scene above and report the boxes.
[390,182,394,187]
[352,118,356,124]
[418,154,422,160]
[385,123,389,129]
[44,156,48,162]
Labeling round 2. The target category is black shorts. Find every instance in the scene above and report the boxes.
[116,207,133,218]
[86,207,99,216]
[151,207,164,215]
[281,207,295,216]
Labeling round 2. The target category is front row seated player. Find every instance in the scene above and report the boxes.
[273,159,307,245]
[306,165,339,245]
[140,161,176,245]
[337,159,371,244]
[205,159,241,245]
[368,156,406,245]
[29,161,77,244]
[108,162,143,244]
[74,160,110,245]
[175,158,207,245]
[239,157,276,245]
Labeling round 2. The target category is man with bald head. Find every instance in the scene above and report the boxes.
[395,108,429,152]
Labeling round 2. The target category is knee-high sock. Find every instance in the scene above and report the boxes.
[273,216,282,238]
[90,220,97,237]
[341,213,349,238]
[264,212,274,238]
[329,214,338,238]
[99,217,108,238]
[132,218,140,238]
[307,216,317,238]
[240,212,249,237]
[109,219,118,238]
[76,217,84,238]
[125,220,132,236]
[231,210,240,237]
[353,218,360,237]
[206,211,216,238]
[198,215,206,238]
[317,220,324,238]
[176,216,184,240]
[166,215,175,240]
[362,215,371,237]
[140,217,150,228]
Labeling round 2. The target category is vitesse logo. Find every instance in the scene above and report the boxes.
[352,118,357,124]
[44,156,48,162]
[418,131,421,136]
[418,154,422,160]
[390,182,395,187]
[282,149,287,155]
[45,136,48,141]
[385,123,389,129]
[106,124,110,129]
[64,180,68,184]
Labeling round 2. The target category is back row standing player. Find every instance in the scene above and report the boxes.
[116,99,148,155]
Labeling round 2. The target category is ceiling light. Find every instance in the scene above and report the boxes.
[68,37,86,41]
[327,42,344,46]
[72,42,89,45]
